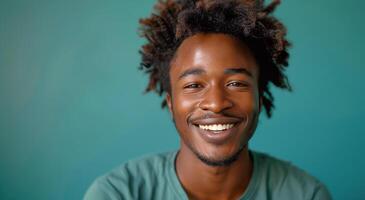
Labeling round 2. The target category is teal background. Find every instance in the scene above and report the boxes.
[0,0,364,199]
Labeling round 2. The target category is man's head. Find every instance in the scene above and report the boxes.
[139,0,291,166]
[166,33,261,166]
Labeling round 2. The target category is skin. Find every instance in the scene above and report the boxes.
[166,33,262,200]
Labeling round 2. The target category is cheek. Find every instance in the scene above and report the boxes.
[234,92,260,114]
[171,94,198,126]
[175,96,196,111]
[241,92,260,133]
[250,87,261,111]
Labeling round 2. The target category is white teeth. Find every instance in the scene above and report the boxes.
[198,124,235,131]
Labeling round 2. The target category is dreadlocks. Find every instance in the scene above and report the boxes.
[139,0,291,117]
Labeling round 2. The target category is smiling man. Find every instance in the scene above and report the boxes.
[84,0,331,200]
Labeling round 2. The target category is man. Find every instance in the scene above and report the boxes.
[84,0,331,199]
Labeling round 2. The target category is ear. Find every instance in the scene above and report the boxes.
[259,96,263,113]
[166,93,173,114]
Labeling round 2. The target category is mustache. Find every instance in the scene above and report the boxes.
[189,111,242,122]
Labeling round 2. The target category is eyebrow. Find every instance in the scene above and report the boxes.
[224,68,253,78]
[178,68,206,80]
[178,67,253,80]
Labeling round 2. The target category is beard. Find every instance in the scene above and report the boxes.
[188,142,246,167]
[172,117,250,167]
[170,102,259,167]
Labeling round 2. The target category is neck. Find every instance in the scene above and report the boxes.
[175,146,253,200]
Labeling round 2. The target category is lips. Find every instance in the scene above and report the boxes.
[191,116,243,144]
[192,116,241,126]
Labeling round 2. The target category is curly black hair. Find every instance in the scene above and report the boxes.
[139,0,291,118]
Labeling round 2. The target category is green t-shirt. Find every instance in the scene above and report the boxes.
[84,150,331,200]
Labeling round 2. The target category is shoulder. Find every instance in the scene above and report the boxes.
[251,151,332,200]
[253,151,315,182]
[83,151,176,200]
[117,151,174,178]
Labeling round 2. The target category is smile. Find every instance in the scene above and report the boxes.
[198,124,235,131]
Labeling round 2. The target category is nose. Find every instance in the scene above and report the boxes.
[198,85,233,113]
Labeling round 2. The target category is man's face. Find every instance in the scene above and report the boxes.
[166,33,261,166]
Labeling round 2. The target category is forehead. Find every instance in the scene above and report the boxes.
[170,33,259,79]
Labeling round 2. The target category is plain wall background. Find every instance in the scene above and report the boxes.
[1,0,364,199]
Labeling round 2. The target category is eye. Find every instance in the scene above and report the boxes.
[183,83,202,89]
[227,81,249,88]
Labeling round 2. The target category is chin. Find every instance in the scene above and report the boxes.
[198,146,245,167]
[191,142,247,167]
